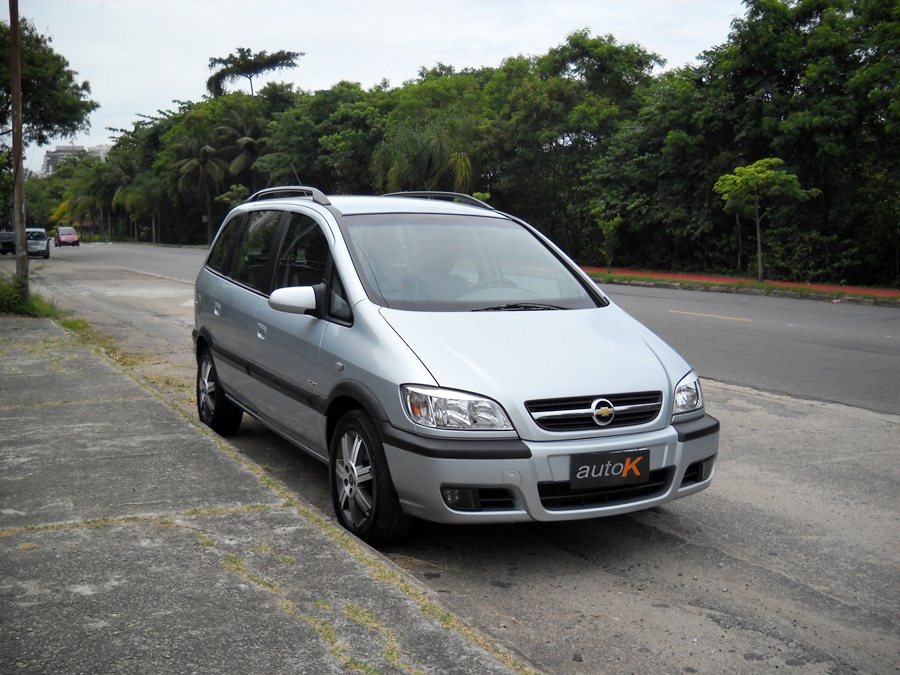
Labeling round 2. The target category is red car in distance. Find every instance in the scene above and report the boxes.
[55,226,80,247]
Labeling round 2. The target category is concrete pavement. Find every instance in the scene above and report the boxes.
[0,317,523,674]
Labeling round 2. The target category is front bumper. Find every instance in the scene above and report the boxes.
[382,414,718,524]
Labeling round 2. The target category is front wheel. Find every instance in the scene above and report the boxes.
[330,410,410,545]
[196,348,243,435]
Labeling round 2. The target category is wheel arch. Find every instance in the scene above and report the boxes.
[193,328,214,361]
[324,381,391,451]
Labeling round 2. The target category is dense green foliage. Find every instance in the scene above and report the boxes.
[0,18,98,146]
[15,1,900,285]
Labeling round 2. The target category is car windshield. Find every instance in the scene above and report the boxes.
[26,231,46,241]
[59,227,76,235]
[343,214,600,311]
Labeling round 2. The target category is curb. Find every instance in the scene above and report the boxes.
[599,278,900,309]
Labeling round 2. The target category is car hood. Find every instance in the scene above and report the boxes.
[379,305,688,404]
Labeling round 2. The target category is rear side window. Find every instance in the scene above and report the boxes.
[231,210,283,293]
[207,214,245,275]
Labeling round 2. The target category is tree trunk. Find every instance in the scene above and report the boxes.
[9,0,29,298]
[754,202,764,282]
[205,183,214,243]
[735,211,742,272]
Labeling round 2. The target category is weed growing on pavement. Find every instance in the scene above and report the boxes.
[345,603,418,673]
[222,553,280,592]
[195,532,217,547]
[0,274,61,317]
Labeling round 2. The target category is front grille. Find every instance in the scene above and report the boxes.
[538,468,672,510]
[526,391,663,432]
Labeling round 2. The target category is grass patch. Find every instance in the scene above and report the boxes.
[0,274,62,318]
[222,553,280,592]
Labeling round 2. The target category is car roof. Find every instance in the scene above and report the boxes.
[238,188,507,220]
[329,195,504,218]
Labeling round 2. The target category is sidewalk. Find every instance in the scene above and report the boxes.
[584,267,900,306]
[0,318,522,674]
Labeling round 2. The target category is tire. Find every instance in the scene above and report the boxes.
[330,410,410,545]
[43,246,50,259]
[196,348,243,435]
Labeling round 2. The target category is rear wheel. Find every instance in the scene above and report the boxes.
[330,410,410,545]
[196,348,242,435]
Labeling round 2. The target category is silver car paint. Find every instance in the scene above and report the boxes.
[195,194,717,526]
[377,306,688,440]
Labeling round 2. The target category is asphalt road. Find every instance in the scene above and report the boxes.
[8,243,900,673]
[609,285,900,416]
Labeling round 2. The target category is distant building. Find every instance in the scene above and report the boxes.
[39,144,111,175]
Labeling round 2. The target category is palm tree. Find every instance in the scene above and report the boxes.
[371,112,473,192]
[207,47,303,97]
[171,136,228,242]
[217,97,267,192]
[106,151,140,239]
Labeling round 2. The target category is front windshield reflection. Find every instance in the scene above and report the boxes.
[344,214,599,311]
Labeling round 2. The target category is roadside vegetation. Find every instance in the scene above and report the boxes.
[0,274,57,316]
[1,1,897,287]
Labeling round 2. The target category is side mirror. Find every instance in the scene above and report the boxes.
[268,283,325,317]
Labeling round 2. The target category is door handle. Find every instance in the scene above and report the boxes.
[256,323,267,340]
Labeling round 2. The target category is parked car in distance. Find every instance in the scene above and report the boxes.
[55,226,80,247]
[0,229,13,255]
[25,228,50,258]
[194,187,719,544]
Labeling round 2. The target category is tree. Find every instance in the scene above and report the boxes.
[0,18,98,145]
[714,158,817,281]
[171,136,228,243]
[216,95,267,192]
[207,47,303,97]
[371,110,474,192]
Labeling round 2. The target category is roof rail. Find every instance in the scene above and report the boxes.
[245,186,331,206]
[382,191,494,210]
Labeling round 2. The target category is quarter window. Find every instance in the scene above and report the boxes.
[328,267,352,323]
[207,214,244,276]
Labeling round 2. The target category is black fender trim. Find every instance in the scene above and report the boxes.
[673,414,720,443]
[378,422,532,460]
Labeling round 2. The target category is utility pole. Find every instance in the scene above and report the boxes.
[9,0,29,299]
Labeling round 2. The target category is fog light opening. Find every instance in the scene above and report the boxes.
[441,487,478,511]
[698,457,715,481]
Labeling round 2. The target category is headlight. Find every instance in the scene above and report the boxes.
[673,371,704,417]
[402,385,513,431]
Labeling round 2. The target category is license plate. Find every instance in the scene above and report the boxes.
[570,448,650,489]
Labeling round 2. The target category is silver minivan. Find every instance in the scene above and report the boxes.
[194,187,718,543]
[26,228,50,258]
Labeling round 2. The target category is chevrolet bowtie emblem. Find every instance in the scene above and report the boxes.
[592,398,616,426]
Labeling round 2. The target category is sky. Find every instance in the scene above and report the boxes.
[8,0,747,171]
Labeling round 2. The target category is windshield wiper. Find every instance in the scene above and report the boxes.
[472,302,566,312]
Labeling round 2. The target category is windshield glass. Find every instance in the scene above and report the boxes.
[26,230,46,241]
[343,214,600,311]
[58,227,76,235]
